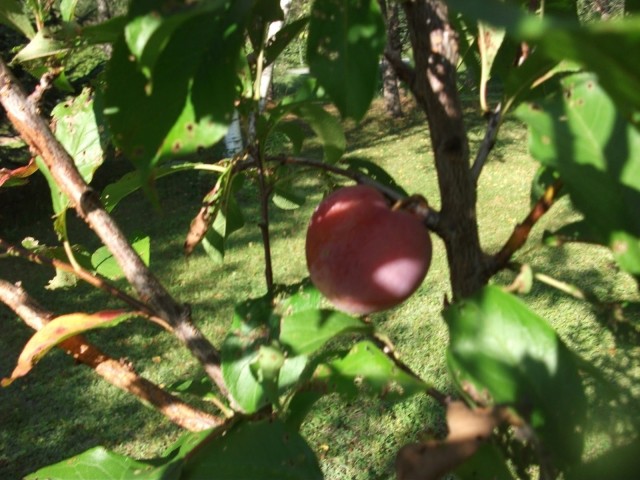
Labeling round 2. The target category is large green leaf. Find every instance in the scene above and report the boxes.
[447,0,640,124]
[221,296,276,412]
[307,0,386,121]
[444,286,587,468]
[313,340,429,400]
[280,309,373,356]
[182,418,322,480]
[453,443,515,480]
[517,73,640,279]
[291,102,346,163]
[104,2,248,177]
[25,446,181,480]
[36,88,107,239]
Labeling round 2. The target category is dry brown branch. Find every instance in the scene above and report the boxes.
[0,57,229,399]
[0,279,222,431]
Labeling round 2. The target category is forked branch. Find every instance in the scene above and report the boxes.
[0,58,228,398]
[0,279,222,431]
[491,180,563,273]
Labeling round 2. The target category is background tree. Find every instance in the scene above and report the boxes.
[1,0,639,479]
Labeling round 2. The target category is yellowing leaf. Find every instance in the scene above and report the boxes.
[2,310,134,386]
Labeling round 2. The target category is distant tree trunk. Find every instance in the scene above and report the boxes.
[379,0,403,118]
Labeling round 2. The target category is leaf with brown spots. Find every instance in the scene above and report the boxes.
[2,310,134,386]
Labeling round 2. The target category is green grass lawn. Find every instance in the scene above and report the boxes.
[1,97,639,479]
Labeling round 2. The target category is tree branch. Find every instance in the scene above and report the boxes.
[490,180,563,273]
[470,103,502,184]
[385,49,416,89]
[265,154,441,231]
[0,57,229,399]
[0,279,222,431]
[0,237,170,330]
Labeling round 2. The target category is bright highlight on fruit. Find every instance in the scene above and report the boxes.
[305,185,432,315]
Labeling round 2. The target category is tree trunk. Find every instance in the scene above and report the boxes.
[402,0,488,298]
[379,0,403,118]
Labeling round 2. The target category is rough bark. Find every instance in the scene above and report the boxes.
[401,0,488,298]
[379,0,403,118]
[0,280,221,431]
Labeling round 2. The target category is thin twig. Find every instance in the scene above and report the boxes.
[253,148,274,292]
[0,279,222,431]
[268,154,442,232]
[491,180,563,273]
[470,103,502,184]
[0,57,229,399]
[28,68,61,107]
[0,238,171,331]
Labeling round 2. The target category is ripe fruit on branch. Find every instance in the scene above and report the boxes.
[305,185,432,315]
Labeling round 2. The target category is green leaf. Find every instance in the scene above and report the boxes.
[25,446,182,480]
[272,181,306,210]
[314,340,429,401]
[12,29,67,63]
[60,0,79,22]
[0,0,35,38]
[35,89,106,240]
[447,1,640,124]
[444,286,587,468]
[265,16,309,66]
[291,103,346,163]
[200,175,245,262]
[272,120,306,154]
[274,280,324,316]
[453,443,515,480]
[104,4,247,177]
[101,163,204,213]
[80,16,128,45]
[341,157,408,196]
[517,73,640,279]
[542,220,605,247]
[182,419,322,480]
[91,236,150,280]
[280,309,373,356]
[221,296,277,412]
[307,0,386,121]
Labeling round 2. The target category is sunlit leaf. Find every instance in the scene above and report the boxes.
[517,73,640,279]
[280,309,373,356]
[2,310,134,386]
[314,340,429,401]
[104,3,247,177]
[0,0,35,38]
[444,286,587,468]
[478,22,505,112]
[12,30,68,63]
[307,0,386,121]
